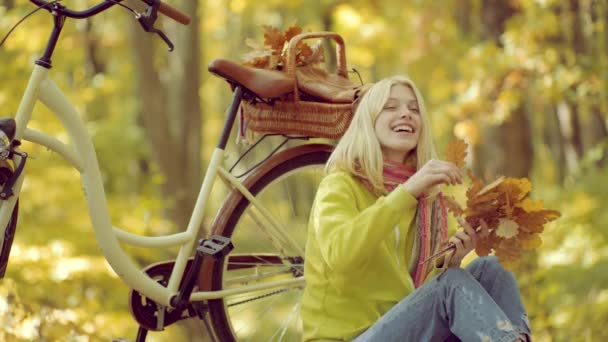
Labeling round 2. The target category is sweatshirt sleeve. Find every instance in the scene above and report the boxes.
[311,172,418,273]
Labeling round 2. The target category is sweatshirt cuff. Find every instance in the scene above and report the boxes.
[384,183,418,213]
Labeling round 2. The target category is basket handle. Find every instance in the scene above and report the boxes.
[285,32,348,102]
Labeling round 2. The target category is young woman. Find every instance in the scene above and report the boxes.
[301,75,531,341]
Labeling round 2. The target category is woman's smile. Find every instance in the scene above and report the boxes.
[374,83,421,162]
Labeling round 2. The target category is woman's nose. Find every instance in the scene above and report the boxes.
[399,107,412,118]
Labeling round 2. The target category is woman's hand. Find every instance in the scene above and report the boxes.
[444,218,486,267]
[401,159,463,198]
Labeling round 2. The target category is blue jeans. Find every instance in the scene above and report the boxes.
[352,256,531,342]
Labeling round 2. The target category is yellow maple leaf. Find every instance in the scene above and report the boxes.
[445,139,468,168]
[516,198,545,212]
[501,178,532,200]
[519,233,542,250]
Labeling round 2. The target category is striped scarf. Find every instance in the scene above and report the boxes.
[359,160,448,288]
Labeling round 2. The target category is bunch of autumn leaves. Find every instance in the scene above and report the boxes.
[439,139,561,269]
[242,25,325,70]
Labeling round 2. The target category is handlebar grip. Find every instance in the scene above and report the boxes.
[158,1,191,25]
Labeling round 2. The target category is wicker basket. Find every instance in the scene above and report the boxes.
[241,100,353,139]
[239,32,354,142]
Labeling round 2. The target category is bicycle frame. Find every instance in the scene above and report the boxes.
[0,63,305,308]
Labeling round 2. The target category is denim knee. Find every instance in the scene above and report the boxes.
[467,256,507,278]
[438,267,478,290]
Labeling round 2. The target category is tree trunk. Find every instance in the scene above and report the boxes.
[129,3,212,340]
[545,104,567,184]
[129,6,203,232]
[454,0,473,36]
[82,19,105,78]
[2,0,14,10]
[480,0,516,46]
[472,1,532,179]
[588,106,608,167]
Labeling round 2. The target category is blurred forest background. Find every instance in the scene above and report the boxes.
[0,0,607,341]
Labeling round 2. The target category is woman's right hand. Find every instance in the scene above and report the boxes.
[401,159,463,198]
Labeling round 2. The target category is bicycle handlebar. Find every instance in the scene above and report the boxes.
[157,1,190,25]
[29,0,191,25]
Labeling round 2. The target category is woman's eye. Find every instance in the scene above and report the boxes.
[383,106,397,111]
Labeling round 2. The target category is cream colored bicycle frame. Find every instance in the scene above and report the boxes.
[0,64,305,308]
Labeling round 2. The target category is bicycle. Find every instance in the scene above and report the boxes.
[0,1,353,341]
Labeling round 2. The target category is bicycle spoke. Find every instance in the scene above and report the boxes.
[234,290,283,341]
[207,148,329,341]
[273,294,301,341]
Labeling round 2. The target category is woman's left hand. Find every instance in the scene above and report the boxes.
[444,218,480,267]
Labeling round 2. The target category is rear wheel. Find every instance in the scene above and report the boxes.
[204,144,331,341]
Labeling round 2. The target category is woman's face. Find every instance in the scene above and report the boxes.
[374,83,421,163]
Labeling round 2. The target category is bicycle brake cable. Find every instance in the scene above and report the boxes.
[107,0,139,15]
[0,1,59,48]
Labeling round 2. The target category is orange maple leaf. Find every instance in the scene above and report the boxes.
[284,25,303,41]
[445,138,468,168]
[263,25,286,53]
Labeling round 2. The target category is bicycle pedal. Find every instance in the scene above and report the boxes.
[197,235,234,260]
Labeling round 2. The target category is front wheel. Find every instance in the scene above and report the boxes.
[202,143,332,341]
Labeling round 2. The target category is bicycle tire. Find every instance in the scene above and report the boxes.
[201,143,332,342]
[0,200,19,278]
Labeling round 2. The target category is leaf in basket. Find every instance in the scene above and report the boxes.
[244,57,269,69]
[445,138,468,168]
[297,42,313,63]
[263,25,286,53]
[267,55,282,70]
[243,49,271,64]
[305,40,325,65]
[284,25,303,41]
[245,37,264,50]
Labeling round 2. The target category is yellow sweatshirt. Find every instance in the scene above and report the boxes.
[301,171,442,341]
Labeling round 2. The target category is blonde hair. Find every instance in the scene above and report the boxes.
[326,75,438,195]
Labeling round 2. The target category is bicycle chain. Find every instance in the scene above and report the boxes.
[227,287,300,307]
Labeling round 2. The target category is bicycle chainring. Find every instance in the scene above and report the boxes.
[129,257,201,331]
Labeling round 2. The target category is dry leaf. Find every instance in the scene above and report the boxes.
[445,139,468,168]
[516,198,545,212]
[443,195,464,217]
[242,25,324,71]
[477,176,505,196]
[263,25,286,52]
[284,25,303,41]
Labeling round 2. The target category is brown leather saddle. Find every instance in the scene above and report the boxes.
[208,58,367,104]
